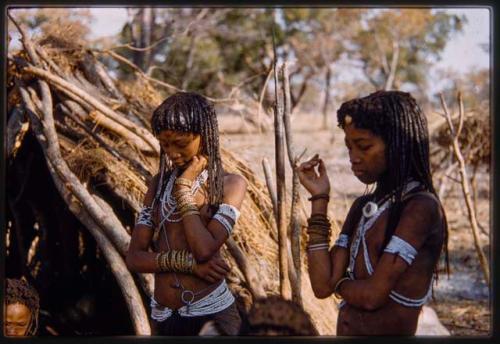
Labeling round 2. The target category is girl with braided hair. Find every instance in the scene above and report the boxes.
[297,90,448,335]
[126,92,246,335]
[5,278,40,336]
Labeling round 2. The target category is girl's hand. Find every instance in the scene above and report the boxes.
[179,155,208,182]
[296,154,331,196]
[193,254,230,283]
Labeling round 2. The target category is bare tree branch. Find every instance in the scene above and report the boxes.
[439,93,490,285]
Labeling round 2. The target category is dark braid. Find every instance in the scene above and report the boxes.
[337,90,450,278]
[150,92,223,208]
[6,278,40,335]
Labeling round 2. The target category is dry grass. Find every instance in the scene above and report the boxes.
[63,142,147,206]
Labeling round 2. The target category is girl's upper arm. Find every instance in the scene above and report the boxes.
[371,195,441,290]
[221,174,247,209]
[206,174,247,238]
[130,174,161,250]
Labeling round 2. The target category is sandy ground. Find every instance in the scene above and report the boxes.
[218,113,491,336]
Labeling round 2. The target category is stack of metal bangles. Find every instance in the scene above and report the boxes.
[174,178,200,218]
[306,213,331,252]
[156,250,196,274]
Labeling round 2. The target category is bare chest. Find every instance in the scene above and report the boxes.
[152,187,210,251]
[351,211,390,279]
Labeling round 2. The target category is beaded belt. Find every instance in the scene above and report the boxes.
[150,279,235,321]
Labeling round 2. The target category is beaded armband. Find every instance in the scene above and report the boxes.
[213,213,233,236]
[136,205,154,228]
[218,203,241,222]
[383,235,418,265]
[334,234,349,249]
[212,203,240,237]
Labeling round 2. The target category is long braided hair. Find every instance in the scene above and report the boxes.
[150,92,223,208]
[6,278,40,336]
[337,90,449,277]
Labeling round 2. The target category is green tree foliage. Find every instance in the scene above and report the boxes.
[348,9,465,92]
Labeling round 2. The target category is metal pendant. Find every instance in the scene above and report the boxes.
[181,290,195,304]
[181,290,195,315]
[362,201,378,218]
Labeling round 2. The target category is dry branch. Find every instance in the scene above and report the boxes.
[272,25,291,299]
[225,238,266,299]
[23,65,159,154]
[58,102,152,180]
[281,61,302,305]
[19,85,151,335]
[256,66,273,134]
[439,93,490,285]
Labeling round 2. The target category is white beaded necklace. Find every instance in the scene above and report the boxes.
[158,168,208,227]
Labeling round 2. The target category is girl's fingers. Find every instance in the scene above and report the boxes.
[212,262,229,274]
[318,159,327,175]
[209,271,223,281]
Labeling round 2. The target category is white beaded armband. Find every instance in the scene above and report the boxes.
[334,234,349,248]
[383,235,418,265]
[218,203,240,222]
[136,205,154,228]
[213,213,234,237]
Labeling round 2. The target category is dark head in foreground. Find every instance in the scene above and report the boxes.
[199,296,319,336]
[5,278,40,336]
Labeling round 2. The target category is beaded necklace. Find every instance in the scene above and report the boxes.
[157,168,217,313]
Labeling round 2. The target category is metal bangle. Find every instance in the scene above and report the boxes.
[334,277,350,299]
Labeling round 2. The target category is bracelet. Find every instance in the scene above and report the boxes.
[157,250,195,273]
[175,177,193,188]
[156,252,163,271]
[308,193,330,201]
[182,209,201,218]
[333,277,350,299]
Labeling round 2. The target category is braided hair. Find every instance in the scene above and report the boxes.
[150,92,223,208]
[337,90,449,276]
[5,278,40,336]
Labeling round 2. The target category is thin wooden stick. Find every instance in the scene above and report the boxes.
[272,22,290,299]
[225,237,266,300]
[281,61,302,305]
[262,158,298,291]
[439,93,490,285]
[95,49,234,104]
[262,157,278,216]
[470,164,488,236]
[257,66,273,134]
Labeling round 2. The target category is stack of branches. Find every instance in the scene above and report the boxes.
[7,15,338,335]
[429,99,490,233]
[430,101,490,174]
